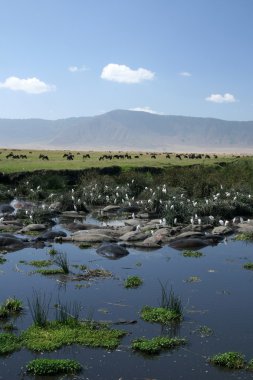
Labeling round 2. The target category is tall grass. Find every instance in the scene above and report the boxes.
[54,298,81,324]
[54,252,70,274]
[159,281,183,317]
[28,291,51,327]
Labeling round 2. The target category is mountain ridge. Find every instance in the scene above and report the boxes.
[1,109,253,152]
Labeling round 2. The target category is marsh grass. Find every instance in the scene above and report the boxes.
[27,292,51,327]
[26,358,82,375]
[209,352,245,369]
[235,232,253,241]
[132,336,186,355]
[3,297,23,313]
[29,260,52,267]
[36,269,65,275]
[54,252,70,274]
[54,299,81,324]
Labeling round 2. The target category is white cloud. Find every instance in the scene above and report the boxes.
[179,71,192,77]
[130,106,162,115]
[101,63,155,83]
[68,65,89,73]
[206,93,236,103]
[0,76,55,94]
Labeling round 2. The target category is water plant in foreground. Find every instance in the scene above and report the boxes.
[209,352,245,369]
[182,250,203,258]
[21,320,126,351]
[26,358,82,375]
[27,292,51,327]
[132,336,186,355]
[141,284,183,324]
[124,275,143,288]
[54,252,70,274]
[243,262,253,270]
[0,333,21,355]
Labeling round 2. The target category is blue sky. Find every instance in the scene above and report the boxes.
[0,0,252,120]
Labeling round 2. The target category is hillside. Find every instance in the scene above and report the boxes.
[1,110,253,152]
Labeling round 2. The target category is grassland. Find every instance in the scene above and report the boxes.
[0,148,241,174]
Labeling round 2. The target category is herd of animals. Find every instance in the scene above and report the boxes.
[0,150,242,161]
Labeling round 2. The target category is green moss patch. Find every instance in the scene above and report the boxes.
[209,352,245,369]
[243,262,253,270]
[182,250,203,258]
[26,358,82,375]
[124,276,143,288]
[21,320,125,351]
[132,336,186,355]
[0,333,22,355]
[36,269,65,275]
[141,306,182,324]
[29,260,52,267]
[235,232,253,241]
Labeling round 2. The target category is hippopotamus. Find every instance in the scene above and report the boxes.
[35,230,67,241]
[96,242,129,260]
[0,233,29,252]
[169,234,223,251]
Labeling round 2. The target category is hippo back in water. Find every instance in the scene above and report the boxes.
[96,242,129,260]
[0,233,29,252]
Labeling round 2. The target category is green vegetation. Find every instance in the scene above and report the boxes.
[0,256,6,264]
[28,292,51,327]
[247,359,253,371]
[0,333,21,355]
[48,248,58,255]
[194,325,213,337]
[243,262,253,270]
[2,323,16,332]
[26,358,82,375]
[209,352,245,369]
[0,297,23,319]
[235,232,253,241]
[132,336,186,355]
[54,300,81,324]
[29,260,52,267]
[141,306,182,324]
[182,250,204,258]
[21,320,125,351]
[185,276,201,283]
[79,243,92,249]
[36,268,65,275]
[124,276,143,288]
[54,252,70,274]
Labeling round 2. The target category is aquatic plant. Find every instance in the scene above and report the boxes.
[54,252,70,274]
[141,306,182,324]
[247,359,253,371]
[243,262,253,270]
[0,256,6,264]
[209,352,245,369]
[182,250,203,258]
[54,299,81,324]
[26,358,82,375]
[3,297,23,313]
[36,269,65,275]
[235,232,253,241]
[124,276,143,288]
[0,333,21,355]
[132,336,186,355]
[21,320,126,351]
[48,248,58,255]
[29,260,52,267]
[159,283,183,316]
[27,292,51,327]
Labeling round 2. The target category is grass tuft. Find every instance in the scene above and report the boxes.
[27,292,51,327]
[124,276,143,288]
[26,358,82,375]
[209,352,245,369]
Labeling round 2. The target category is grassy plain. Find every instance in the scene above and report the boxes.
[0,148,241,174]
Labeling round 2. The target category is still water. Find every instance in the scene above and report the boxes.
[0,235,253,380]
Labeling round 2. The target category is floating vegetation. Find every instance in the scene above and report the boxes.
[36,269,65,275]
[2,323,17,332]
[72,268,112,281]
[0,333,21,355]
[243,262,253,270]
[247,359,253,371]
[21,320,126,351]
[141,306,182,324]
[3,297,23,313]
[29,260,52,267]
[54,299,81,324]
[132,336,186,355]
[182,250,203,258]
[0,256,6,265]
[48,248,58,256]
[124,276,143,288]
[185,276,201,283]
[209,352,245,369]
[193,325,213,337]
[26,358,82,375]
